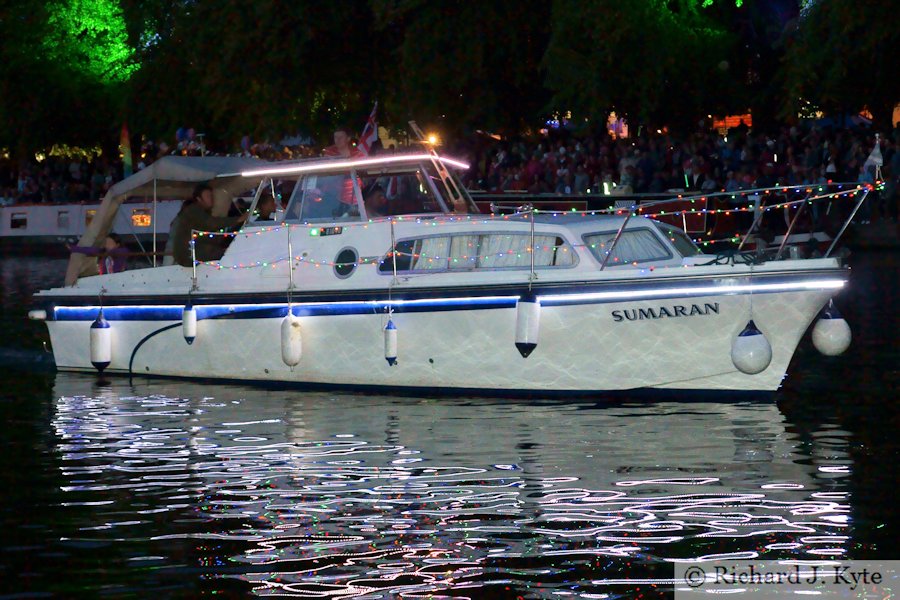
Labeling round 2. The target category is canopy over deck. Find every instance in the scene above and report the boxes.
[65,156,266,285]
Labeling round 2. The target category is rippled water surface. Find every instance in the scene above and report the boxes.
[1,253,897,598]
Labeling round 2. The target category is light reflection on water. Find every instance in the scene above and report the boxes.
[48,374,852,598]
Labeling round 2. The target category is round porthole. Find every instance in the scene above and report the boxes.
[334,247,358,278]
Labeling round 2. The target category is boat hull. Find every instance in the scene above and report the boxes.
[43,287,835,393]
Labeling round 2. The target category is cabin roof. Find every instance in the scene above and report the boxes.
[531,212,657,233]
[106,155,266,200]
[239,153,469,178]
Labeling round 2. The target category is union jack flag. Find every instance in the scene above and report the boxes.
[358,102,378,156]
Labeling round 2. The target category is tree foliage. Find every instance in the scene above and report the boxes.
[45,0,137,83]
[121,0,387,146]
[542,0,734,132]
[782,0,900,128]
[0,0,896,156]
[371,0,551,136]
[0,0,131,158]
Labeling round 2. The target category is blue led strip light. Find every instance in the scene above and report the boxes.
[51,276,843,322]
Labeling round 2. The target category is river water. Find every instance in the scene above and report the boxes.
[0,252,897,598]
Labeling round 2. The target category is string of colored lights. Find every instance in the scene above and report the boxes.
[190,184,867,243]
[537,185,872,219]
[187,182,875,268]
[194,245,573,270]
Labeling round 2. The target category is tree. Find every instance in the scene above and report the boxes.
[698,0,801,131]
[782,0,899,129]
[123,0,385,146]
[45,0,137,84]
[542,0,734,133]
[0,0,137,158]
[371,0,551,136]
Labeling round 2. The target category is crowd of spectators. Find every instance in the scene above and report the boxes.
[0,134,315,206]
[0,153,123,206]
[455,123,898,220]
[3,122,898,222]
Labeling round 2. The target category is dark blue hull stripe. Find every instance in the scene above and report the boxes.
[54,297,515,322]
[45,270,845,322]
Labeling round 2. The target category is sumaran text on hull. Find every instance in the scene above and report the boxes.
[30,150,858,394]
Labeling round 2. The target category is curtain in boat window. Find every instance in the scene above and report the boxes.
[449,235,479,269]
[381,233,576,273]
[534,235,564,266]
[478,234,522,268]
[584,229,670,265]
[478,234,569,268]
[412,236,450,270]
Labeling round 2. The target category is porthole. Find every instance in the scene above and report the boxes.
[334,247,358,279]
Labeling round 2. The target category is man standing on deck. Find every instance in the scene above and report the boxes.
[170,183,247,267]
[322,126,364,211]
[323,125,364,159]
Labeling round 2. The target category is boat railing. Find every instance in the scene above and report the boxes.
[488,182,876,256]
[172,182,873,283]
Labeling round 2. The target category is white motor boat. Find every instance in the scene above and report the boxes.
[30,151,856,394]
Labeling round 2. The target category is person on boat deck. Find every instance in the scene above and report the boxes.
[254,194,277,221]
[170,183,248,267]
[323,125,364,159]
[364,185,388,218]
[69,233,128,275]
[322,126,365,214]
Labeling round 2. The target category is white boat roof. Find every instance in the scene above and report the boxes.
[524,212,655,234]
[240,153,469,178]
[107,155,266,199]
[65,155,267,285]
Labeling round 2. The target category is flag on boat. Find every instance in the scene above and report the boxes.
[358,102,378,156]
[864,134,883,168]
[864,133,883,180]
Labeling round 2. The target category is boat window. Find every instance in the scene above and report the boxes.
[11,213,27,229]
[246,180,282,224]
[420,161,474,213]
[57,211,69,229]
[131,208,151,227]
[583,228,672,265]
[379,233,576,273]
[284,174,362,222]
[357,170,443,217]
[653,221,702,256]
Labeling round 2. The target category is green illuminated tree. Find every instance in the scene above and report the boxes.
[0,0,136,157]
[45,0,137,84]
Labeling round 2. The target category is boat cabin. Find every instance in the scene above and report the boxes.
[242,154,479,225]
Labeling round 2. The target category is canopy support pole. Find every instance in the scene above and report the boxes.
[152,178,158,267]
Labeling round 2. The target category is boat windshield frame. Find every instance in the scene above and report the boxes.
[241,154,477,223]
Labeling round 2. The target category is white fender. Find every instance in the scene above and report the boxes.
[281,311,302,367]
[515,293,541,358]
[90,310,112,373]
[384,318,398,366]
[812,302,851,356]
[182,304,197,345]
[731,320,772,375]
